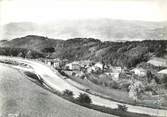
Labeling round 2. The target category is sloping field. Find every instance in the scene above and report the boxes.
[0,64,116,117]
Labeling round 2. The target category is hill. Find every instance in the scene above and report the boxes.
[0,35,167,68]
[0,35,63,51]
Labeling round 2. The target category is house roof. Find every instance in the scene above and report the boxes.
[147,57,167,67]
[158,69,167,74]
[131,67,146,72]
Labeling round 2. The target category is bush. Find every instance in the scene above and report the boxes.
[76,93,92,104]
[63,89,74,98]
[117,104,128,112]
[110,81,120,89]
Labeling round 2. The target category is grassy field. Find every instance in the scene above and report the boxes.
[0,64,116,117]
[64,71,134,104]
[63,70,167,110]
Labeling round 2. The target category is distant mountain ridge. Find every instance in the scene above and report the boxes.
[1,19,167,41]
[0,35,167,68]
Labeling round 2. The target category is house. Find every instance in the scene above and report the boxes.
[65,62,81,70]
[52,58,66,69]
[105,72,120,81]
[75,71,85,78]
[44,58,67,69]
[158,69,167,75]
[148,57,167,67]
[46,61,52,66]
[94,62,103,70]
[44,59,54,66]
[53,62,61,69]
[115,67,122,73]
[110,66,122,73]
[65,63,73,70]
[131,68,147,77]
[78,60,93,68]
[87,66,96,73]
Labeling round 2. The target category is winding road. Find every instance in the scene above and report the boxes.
[0,56,167,117]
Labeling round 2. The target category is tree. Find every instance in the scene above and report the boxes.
[76,93,92,104]
[42,47,55,53]
[25,50,33,58]
[17,52,23,57]
[147,70,153,83]
[128,80,144,101]
[63,89,74,98]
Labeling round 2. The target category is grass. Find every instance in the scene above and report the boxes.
[63,70,167,110]
[0,64,115,117]
[64,70,134,103]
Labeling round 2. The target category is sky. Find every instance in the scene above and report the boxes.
[0,0,167,41]
[0,0,167,25]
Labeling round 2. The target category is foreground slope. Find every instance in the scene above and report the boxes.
[0,64,115,117]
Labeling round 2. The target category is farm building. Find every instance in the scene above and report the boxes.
[131,68,147,77]
[94,62,103,70]
[158,69,167,74]
[105,72,120,81]
[148,57,167,67]
[65,62,81,70]
[110,66,122,73]
[87,66,98,73]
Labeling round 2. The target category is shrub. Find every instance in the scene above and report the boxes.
[63,89,74,98]
[110,81,120,89]
[76,93,92,104]
[117,104,128,112]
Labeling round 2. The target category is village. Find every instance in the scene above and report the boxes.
[38,57,167,107]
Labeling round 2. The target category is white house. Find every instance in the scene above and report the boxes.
[79,60,92,68]
[131,68,147,77]
[112,73,119,81]
[158,69,167,74]
[87,66,96,73]
[105,72,120,81]
[75,71,85,78]
[53,62,61,68]
[115,67,122,72]
[148,57,167,67]
[94,62,103,70]
[46,61,52,66]
[65,63,72,69]
[65,62,81,70]
[110,66,122,73]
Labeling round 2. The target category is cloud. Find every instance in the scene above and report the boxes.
[0,0,166,25]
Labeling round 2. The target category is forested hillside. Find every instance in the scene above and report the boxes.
[0,35,167,68]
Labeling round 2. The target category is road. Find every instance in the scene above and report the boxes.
[0,56,166,117]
